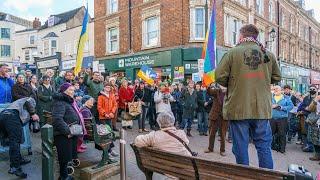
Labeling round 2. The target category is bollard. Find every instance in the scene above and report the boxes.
[41,124,54,180]
[120,129,127,180]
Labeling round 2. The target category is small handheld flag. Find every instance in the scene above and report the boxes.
[137,65,157,85]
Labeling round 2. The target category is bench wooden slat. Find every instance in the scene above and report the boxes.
[131,144,295,180]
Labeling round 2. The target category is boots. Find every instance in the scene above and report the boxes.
[309,154,320,161]
[187,129,192,137]
[8,167,27,178]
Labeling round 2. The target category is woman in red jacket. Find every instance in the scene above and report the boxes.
[118,78,134,129]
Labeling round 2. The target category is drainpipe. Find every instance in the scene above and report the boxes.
[205,0,208,33]
[128,0,132,53]
[277,0,281,68]
[308,26,312,69]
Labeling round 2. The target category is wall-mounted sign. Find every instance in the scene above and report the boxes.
[62,59,76,70]
[118,55,155,68]
[37,59,59,69]
[198,59,204,76]
[98,64,105,73]
[174,66,184,80]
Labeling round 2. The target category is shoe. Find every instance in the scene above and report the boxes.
[143,129,149,132]
[139,129,143,133]
[220,152,227,157]
[187,129,192,137]
[109,150,119,157]
[296,141,303,145]
[204,149,213,153]
[199,133,204,136]
[59,176,74,180]
[302,147,314,153]
[309,156,320,161]
[127,126,132,129]
[8,167,27,178]
[279,150,285,154]
[72,159,80,167]
[20,158,31,165]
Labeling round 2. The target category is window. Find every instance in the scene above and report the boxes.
[64,42,72,56]
[235,0,246,6]
[269,1,274,21]
[0,28,10,39]
[304,27,308,41]
[43,40,49,56]
[25,50,30,61]
[143,16,159,47]
[29,35,35,45]
[256,0,264,15]
[0,45,11,57]
[224,15,242,46]
[107,27,119,53]
[51,40,57,55]
[258,30,265,43]
[195,8,205,39]
[289,16,293,33]
[108,0,118,14]
[280,10,285,27]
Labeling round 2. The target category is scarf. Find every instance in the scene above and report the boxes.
[237,37,270,63]
[72,101,87,135]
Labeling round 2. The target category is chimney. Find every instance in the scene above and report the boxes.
[33,18,41,29]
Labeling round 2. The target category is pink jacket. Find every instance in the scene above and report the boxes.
[134,127,191,156]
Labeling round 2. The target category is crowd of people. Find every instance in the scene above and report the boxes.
[0,23,320,180]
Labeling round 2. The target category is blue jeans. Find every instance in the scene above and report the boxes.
[180,118,193,130]
[197,112,208,133]
[138,106,148,130]
[230,120,273,169]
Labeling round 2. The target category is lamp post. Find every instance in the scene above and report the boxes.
[265,28,276,48]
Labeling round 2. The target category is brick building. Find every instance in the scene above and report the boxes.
[94,0,320,90]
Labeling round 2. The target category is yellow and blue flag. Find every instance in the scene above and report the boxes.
[74,5,89,76]
[137,65,157,85]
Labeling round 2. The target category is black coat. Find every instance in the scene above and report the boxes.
[52,93,80,136]
[12,83,35,101]
[134,87,152,104]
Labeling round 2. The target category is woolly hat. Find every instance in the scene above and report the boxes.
[82,95,93,104]
[109,77,116,83]
[59,82,72,93]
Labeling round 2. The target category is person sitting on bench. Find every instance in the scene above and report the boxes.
[134,112,191,156]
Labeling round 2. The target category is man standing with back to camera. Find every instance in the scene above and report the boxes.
[215,24,281,169]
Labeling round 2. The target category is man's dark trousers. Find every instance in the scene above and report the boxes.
[230,119,273,169]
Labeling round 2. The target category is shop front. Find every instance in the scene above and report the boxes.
[35,52,61,77]
[310,70,320,88]
[61,56,94,71]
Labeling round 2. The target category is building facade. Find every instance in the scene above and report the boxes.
[14,6,94,76]
[94,0,320,91]
[0,12,32,72]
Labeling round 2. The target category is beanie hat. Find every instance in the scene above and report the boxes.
[59,82,72,93]
[82,95,93,104]
[109,77,116,83]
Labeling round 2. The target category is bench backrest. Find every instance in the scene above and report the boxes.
[131,144,295,180]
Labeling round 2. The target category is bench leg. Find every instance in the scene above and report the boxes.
[144,170,153,180]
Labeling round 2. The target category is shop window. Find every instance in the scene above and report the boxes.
[0,45,10,57]
[107,27,119,53]
[143,16,160,48]
[0,28,10,39]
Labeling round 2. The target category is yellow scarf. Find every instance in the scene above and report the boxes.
[274,95,283,103]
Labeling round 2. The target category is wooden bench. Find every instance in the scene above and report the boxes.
[131,144,295,180]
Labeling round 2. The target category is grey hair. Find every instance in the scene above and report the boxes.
[156,112,175,129]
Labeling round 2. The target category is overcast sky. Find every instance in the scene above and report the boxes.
[0,0,319,23]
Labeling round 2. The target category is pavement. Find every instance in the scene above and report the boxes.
[0,120,319,180]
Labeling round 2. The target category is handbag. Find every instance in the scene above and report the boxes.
[69,122,83,136]
[128,97,142,117]
[96,124,112,136]
[31,121,40,133]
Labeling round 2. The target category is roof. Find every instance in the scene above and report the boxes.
[16,28,37,33]
[0,12,32,27]
[43,32,59,38]
[39,6,84,30]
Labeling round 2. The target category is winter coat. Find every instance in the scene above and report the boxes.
[180,88,197,119]
[196,90,212,113]
[306,100,320,146]
[84,74,103,100]
[134,127,191,156]
[37,85,54,123]
[97,91,117,121]
[52,93,80,136]
[298,95,315,116]
[0,76,14,103]
[134,87,152,106]
[55,76,65,90]
[215,41,281,120]
[271,95,294,119]
[154,91,174,114]
[118,86,134,110]
[171,90,183,112]
[6,97,36,124]
[12,83,35,101]
[207,87,225,121]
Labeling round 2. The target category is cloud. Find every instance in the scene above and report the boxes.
[305,0,320,22]
[3,0,53,12]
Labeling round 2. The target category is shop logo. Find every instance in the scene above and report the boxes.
[185,64,190,69]
[119,59,124,68]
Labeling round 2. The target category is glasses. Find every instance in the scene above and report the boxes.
[310,88,317,91]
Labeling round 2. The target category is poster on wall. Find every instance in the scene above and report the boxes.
[198,59,204,76]
[174,66,184,80]
[192,73,202,83]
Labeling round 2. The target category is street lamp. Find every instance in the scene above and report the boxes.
[265,28,276,47]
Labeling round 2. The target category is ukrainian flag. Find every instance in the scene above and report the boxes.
[74,6,89,76]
